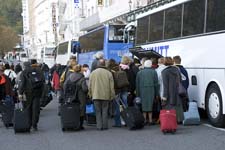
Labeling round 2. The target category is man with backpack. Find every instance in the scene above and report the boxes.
[18,60,45,131]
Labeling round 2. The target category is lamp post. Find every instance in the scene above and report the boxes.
[44,30,49,44]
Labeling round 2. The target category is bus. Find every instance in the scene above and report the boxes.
[132,0,225,127]
[55,40,80,65]
[78,24,135,67]
[42,46,55,68]
[19,51,29,62]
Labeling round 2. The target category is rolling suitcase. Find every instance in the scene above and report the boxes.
[1,97,14,128]
[13,102,31,133]
[121,107,145,130]
[160,109,177,134]
[118,95,145,130]
[60,102,80,131]
[183,101,200,125]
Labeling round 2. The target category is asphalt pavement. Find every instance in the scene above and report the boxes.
[0,97,225,150]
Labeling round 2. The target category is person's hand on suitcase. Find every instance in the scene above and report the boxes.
[161,97,167,106]
[18,95,23,101]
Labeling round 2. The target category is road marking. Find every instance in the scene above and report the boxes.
[202,123,225,132]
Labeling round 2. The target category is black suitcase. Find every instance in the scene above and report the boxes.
[116,94,145,130]
[13,106,31,133]
[1,98,14,128]
[60,103,80,131]
[121,107,145,130]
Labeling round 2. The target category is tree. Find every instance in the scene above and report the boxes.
[0,25,19,56]
[0,0,22,34]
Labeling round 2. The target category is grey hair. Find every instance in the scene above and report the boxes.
[144,60,152,67]
[95,52,104,59]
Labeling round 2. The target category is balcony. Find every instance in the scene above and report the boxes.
[80,2,130,31]
[79,12,101,31]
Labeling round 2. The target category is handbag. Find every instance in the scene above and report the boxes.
[178,82,187,97]
[86,103,95,114]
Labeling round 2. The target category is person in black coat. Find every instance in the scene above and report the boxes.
[161,57,184,123]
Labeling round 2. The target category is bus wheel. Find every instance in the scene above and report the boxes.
[206,83,225,127]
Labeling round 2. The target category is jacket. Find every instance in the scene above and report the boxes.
[89,67,115,101]
[64,72,88,116]
[162,66,181,105]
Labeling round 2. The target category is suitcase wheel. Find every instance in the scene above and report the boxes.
[62,128,66,132]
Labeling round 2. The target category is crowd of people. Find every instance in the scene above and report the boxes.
[0,52,189,132]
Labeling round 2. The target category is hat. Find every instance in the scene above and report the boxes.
[22,61,31,70]
[30,59,37,65]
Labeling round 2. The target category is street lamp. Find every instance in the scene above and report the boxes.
[44,30,49,43]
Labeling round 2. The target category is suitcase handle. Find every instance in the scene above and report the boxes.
[115,93,127,110]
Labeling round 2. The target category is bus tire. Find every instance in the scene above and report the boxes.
[206,83,225,127]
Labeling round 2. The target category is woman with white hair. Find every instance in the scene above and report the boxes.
[136,59,159,125]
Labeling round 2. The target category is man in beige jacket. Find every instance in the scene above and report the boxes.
[89,59,115,130]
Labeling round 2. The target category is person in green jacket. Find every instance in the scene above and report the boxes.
[136,60,159,125]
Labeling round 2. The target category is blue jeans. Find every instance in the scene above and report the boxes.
[113,92,128,126]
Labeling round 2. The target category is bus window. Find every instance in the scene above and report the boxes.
[108,25,125,43]
[183,0,205,36]
[206,0,225,32]
[58,42,68,54]
[79,27,104,52]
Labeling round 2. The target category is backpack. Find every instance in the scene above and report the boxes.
[112,70,129,89]
[27,68,44,89]
[64,78,79,103]
[7,71,16,87]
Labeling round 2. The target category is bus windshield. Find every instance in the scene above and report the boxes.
[45,47,55,56]
[58,42,69,55]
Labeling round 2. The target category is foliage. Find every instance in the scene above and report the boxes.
[0,0,23,33]
[0,0,22,55]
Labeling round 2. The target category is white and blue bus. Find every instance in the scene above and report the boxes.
[133,0,225,127]
[78,24,134,67]
[56,40,80,65]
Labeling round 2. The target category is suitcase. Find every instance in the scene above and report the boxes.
[1,96,14,128]
[120,107,145,130]
[183,101,200,125]
[13,103,31,133]
[60,103,80,131]
[116,94,145,130]
[160,109,177,134]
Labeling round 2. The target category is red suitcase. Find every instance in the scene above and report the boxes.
[160,109,177,134]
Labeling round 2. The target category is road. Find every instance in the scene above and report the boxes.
[0,97,225,150]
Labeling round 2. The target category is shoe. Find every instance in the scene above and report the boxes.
[32,126,38,131]
[102,128,108,130]
[79,126,85,130]
[149,122,156,126]
[112,125,121,128]
[97,128,103,131]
